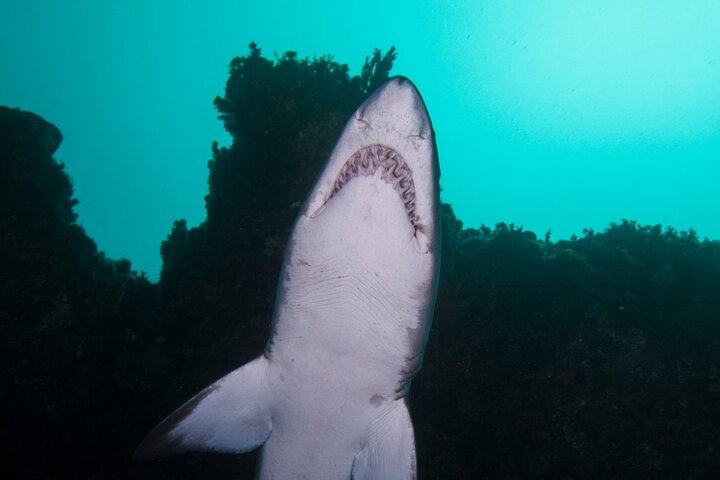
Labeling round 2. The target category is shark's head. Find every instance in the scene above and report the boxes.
[304,76,440,255]
[282,76,441,374]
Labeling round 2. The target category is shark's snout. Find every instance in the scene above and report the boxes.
[356,76,433,141]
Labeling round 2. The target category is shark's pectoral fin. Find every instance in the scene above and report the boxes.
[134,356,273,462]
[352,401,417,480]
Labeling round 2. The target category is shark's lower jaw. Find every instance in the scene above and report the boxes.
[311,144,430,253]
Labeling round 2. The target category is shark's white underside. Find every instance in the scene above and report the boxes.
[135,77,440,480]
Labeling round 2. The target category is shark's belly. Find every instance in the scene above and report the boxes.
[256,373,370,480]
[259,268,418,479]
[270,263,420,394]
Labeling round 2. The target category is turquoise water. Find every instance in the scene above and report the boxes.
[2,0,719,278]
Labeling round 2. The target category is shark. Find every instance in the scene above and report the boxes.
[134,76,440,480]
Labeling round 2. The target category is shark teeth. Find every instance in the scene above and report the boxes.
[331,144,417,228]
[308,144,429,254]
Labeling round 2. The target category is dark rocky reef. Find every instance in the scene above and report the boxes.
[2,45,719,479]
[0,106,157,478]
[416,216,720,478]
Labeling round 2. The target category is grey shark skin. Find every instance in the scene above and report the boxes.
[134,76,440,480]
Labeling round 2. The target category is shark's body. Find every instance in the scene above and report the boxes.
[135,77,440,480]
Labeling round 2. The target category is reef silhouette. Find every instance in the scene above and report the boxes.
[1,44,719,479]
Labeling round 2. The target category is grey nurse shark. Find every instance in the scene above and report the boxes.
[135,76,441,479]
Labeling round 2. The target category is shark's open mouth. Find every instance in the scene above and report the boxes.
[309,143,429,253]
[330,144,417,231]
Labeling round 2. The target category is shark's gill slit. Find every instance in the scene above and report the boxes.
[314,144,428,252]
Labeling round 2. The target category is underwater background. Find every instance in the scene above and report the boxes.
[1,1,719,478]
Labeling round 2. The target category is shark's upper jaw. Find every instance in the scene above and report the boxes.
[305,76,439,254]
